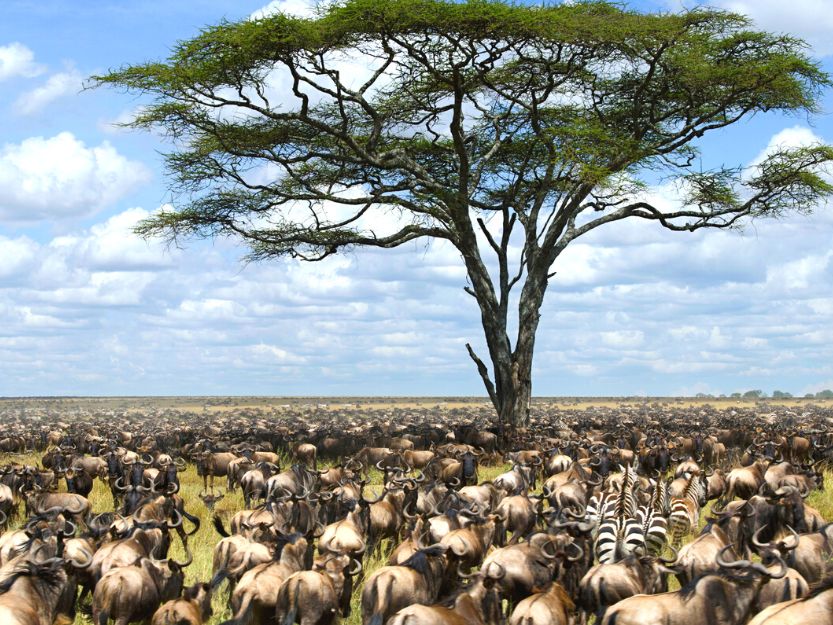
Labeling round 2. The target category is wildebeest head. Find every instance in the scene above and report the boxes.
[460,451,479,485]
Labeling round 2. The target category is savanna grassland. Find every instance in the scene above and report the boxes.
[1,396,831,625]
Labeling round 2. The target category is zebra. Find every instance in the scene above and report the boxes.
[595,516,645,563]
[668,472,707,545]
[637,477,670,555]
[636,506,668,555]
[593,464,644,562]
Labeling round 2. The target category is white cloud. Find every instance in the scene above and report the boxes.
[0,42,44,81]
[250,0,315,20]
[14,67,84,115]
[600,330,645,349]
[1,122,833,396]
[750,126,827,170]
[715,0,833,56]
[0,132,150,221]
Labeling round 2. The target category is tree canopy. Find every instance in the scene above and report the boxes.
[96,0,833,431]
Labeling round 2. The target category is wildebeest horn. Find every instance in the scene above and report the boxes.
[174,457,186,469]
[484,561,505,579]
[715,545,752,570]
[659,545,679,565]
[173,543,194,569]
[779,526,801,551]
[540,539,558,559]
[67,546,93,569]
[752,525,770,550]
[458,563,478,579]
[62,519,77,537]
[167,482,180,494]
[168,508,183,529]
[566,541,584,562]
[348,558,362,576]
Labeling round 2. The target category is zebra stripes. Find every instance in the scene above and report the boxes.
[595,516,645,563]
[668,473,706,545]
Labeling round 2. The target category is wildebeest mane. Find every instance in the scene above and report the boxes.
[402,545,444,577]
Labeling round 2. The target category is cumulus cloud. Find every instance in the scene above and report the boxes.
[1,122,833,396]
[14,67,84,115]
[714,0,833,56]
[0,132,150,222]
[250,0,315,20]
[0,42,44,81]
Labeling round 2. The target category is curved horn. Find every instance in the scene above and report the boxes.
[659,545,679,565]
[566,541,584,562]
[540,539,558,559]
[752,525,770,551]
[485,561,505,580]
[172,543,194,569]
[779,526,801,552]
[715,545,750,570]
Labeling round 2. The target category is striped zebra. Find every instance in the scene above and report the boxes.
[637,477,670,555]
[636,506,668,555]
[594,516,645,563]
[668,473,707,545]
[593,465,644,562]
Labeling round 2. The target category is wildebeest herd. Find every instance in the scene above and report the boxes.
[0,400,832,625]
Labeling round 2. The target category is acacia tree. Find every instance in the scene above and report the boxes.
[97,0,832,431]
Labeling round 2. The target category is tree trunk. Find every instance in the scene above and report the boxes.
[489,277,545,435]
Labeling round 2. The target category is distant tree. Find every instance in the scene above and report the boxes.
[695,392,714,398]
[805,393,816,398]
[743,389,765,399]
[772,390,793,398]
[730,392,743,399]
[96,0,833,431]
[815,389,833,399]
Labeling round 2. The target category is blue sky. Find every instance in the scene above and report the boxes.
[1,0,832,397]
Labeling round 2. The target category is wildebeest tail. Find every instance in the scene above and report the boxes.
[210,569,228,590]
[213,514,230,537]
[368,576,393,625]
[281,578,300,625]
[219,591,254,625]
